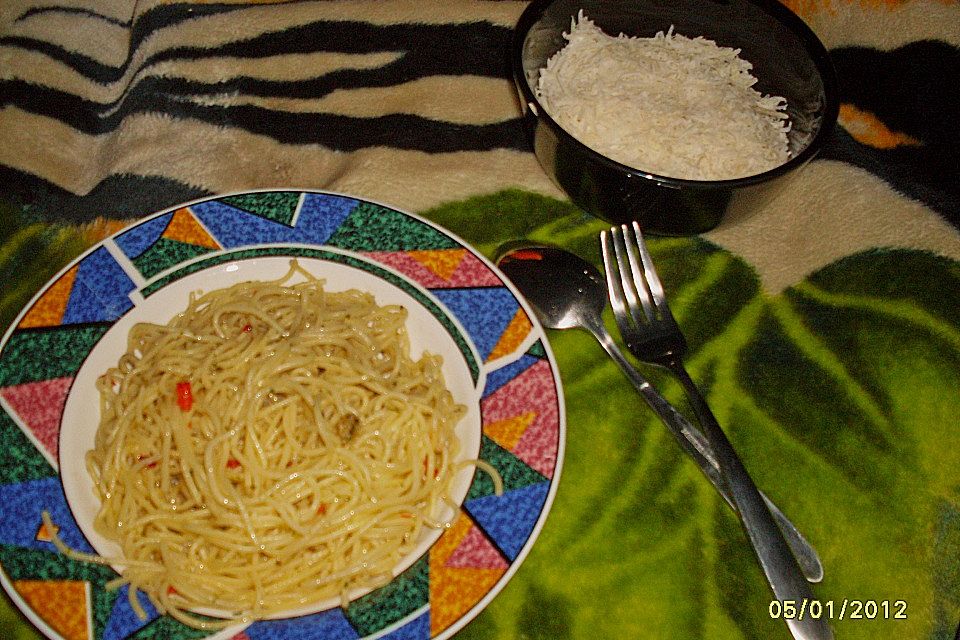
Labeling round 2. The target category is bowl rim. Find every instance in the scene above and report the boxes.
[511,0,841,190]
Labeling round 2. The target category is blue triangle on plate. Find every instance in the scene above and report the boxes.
[245,607,361,639]
[191,194,357,249]
[63,247,136,324]
[430,287,519,361]
[464,481,550,561]
[114,213,172,260]
[102,584,158,640]
[0,476,95,554]
[296,193,361,243]
[482,354,539,399]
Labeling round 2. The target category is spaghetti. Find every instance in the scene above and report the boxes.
[50,260,499,629]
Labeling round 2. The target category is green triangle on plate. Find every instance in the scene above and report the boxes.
[467,435,548,501]
[0,410,55,484]
[0,324,110,388]
[346,554,428,635]
[220,192,302,226]
[327,202,460,252]
[132,237,214,279]
[526,339,546,359]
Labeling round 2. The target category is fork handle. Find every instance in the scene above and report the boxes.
[667,358,833,640]
[587,323,823,583]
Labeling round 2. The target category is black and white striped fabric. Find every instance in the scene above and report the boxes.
[1,1,560,222]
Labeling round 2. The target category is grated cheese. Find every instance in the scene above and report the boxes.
[535,12,792,181]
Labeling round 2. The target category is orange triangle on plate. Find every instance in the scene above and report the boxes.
[19,264,79,329]
[486,308,533,362]
[408,249,466,281]
[429,514,506,635]
[485,411,536,451]
[162,207,220,249]
[35,521,60,542]
[14,580,90,640]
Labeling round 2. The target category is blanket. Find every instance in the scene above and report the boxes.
[1,1,958,639]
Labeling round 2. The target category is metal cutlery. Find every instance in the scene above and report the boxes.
[601,222,832,640]
[495,244,823,584]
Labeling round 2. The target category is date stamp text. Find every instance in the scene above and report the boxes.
[769,599,907,621]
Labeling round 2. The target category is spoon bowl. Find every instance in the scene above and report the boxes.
[496,245,606,330]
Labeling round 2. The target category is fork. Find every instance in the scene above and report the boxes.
[601,221,833,640]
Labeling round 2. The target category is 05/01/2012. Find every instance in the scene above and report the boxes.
[768,599,908,621]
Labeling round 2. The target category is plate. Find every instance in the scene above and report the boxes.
[0,191,565,640]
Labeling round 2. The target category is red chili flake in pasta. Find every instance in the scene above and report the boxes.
[317,503,327,515]
[422,454,440,479]
[167,586,178,596]
[226,458,241,469]
[136,454,157,469]
[176,382,193,411]
[242,324,252,333]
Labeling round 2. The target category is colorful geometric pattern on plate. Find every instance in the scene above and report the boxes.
[0,191,565,640]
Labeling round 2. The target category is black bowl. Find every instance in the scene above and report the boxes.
[511,0,840,235]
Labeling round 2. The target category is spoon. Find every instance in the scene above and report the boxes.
[496,244,824,583]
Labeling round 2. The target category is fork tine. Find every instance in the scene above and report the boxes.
[608,227,638,324]
[613,224,656,325]
[627,221,673,322]
[600,230,631,328]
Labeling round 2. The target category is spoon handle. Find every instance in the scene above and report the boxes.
[665,358,832,640]
[587,321,823,584]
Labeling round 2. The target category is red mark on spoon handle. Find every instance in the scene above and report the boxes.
[504,249,543,261]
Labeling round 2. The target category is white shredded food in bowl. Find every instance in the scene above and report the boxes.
[535,11,792,181]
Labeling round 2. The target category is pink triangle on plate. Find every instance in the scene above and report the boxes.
[0,377,73,460]
[444,251,503,287]
[364,251,449,288]
[444,521,509,569]
[481,359,560,478]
